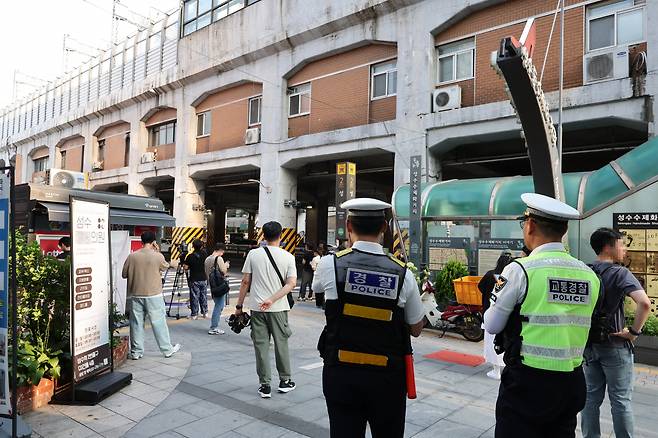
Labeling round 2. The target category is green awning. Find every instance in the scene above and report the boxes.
[422,178,499,217]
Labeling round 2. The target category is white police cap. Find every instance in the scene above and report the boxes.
[341,198,392,217]
[518,193,580,222]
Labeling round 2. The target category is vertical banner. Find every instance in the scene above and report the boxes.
[70,198,112,383]
[0,173,10,415]
[409,155,422,266]
[335,162,356,242]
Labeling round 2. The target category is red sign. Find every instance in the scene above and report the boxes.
[134,226,156,237]
[130,238,143,253]
[37,234,68,258]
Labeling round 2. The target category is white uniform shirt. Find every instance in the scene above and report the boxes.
[484,242,566,334]
[242,245,297,312]
[312,241,425,325]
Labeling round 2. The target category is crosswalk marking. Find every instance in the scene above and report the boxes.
[299,361,324,370]
[161,274,301,299]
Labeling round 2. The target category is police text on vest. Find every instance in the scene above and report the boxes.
[546,278,590,305]
[345,268,399,300]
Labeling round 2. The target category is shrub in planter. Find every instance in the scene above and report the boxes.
[12,337,61,413]
[434,260,469,305]
[110,303,129,368]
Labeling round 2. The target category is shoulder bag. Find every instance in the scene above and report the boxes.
[263,246,295,309]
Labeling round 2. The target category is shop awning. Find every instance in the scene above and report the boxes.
[36,202,176,227]
[392,136,658,219]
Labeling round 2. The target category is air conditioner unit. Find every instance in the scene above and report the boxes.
[245,127,261,145]
[432,85,462,112]
[92,161,104,171]
[584,48,629,84]
[141,152,156,164]
[49,169,87,189]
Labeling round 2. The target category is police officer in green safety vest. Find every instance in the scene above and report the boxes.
[314,198,425,438]
[484,193,600,438]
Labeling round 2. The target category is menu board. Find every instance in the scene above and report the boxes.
[476,239,525,275]
[70,198,111,382]
[614,213,658,311]
[427,237,470,271]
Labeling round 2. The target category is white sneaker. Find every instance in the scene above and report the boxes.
[486,368,501,380]
[165,343,181,358]
[208,328,225,335]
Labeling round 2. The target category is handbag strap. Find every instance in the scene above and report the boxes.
[263,246,285,286]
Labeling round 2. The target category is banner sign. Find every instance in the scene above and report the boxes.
[409,155,422,266]
[427,237,471,271]
[0,174,10,415]
[335,162,356,241]
[476,239,525,275]
[614,212,658,299]
[70,198,111,383]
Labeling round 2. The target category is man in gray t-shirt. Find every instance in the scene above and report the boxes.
[581,228,651,438]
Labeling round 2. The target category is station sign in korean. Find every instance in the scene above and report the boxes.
[70,198,112,383]
[613,213,658,300]
[476,239,525,275]
[408,155,422,267]
[0,174,10,415]
[426,237,471,271]
[335,162,356,241]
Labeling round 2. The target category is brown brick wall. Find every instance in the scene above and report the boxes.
[288,67,371,137]
[14,154,22,184]
[148,143,175,161]
[62,146,83,172]
[195,83,262,153]
[289,44,397,85]
[436,1,587,107]
[145,108,177,127]
[369,96,397,123]
[31,147,49,160]
[98,123,130,170]
[196,83,262,112]
[288,115,311,138]
[436,79,475,107]
[436,0,582,43]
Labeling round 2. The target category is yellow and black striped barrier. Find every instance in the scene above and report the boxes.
[393,229,409,260]
[171,226,206,261]
[254,227,302,254]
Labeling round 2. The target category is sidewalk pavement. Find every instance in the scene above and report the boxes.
[24,301,658,437]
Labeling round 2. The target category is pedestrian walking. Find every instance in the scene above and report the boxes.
[234,221,297,398]
[314,198,425,438]
[205,243,230,335]
[478,251,514,380]
[581,227,651,438]
[121,231,181,359]
[298,244,315,301]
[484,193,600,438]
[56,236,71,260]
[183,239,208,320]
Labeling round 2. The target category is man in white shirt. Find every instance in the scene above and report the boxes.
[234,221,297,398]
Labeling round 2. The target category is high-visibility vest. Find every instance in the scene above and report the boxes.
[516,250,600,372]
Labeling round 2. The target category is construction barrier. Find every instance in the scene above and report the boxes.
[393,228,410,260]
[255,227,303,254]
[171,226,206,261]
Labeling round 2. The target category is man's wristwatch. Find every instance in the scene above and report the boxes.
[628,326,641,337]
[235,304,243,310]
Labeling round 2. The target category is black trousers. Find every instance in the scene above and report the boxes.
[323,365,406,438]
[495,364,586,438]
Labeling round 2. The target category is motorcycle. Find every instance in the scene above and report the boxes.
[420,279,484,342]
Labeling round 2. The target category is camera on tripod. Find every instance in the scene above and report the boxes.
[178,243,189,263]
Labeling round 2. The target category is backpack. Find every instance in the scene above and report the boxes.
[209,256,230,298]
[587,263,620,345]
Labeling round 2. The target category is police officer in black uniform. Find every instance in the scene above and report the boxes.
[313,198,425,438]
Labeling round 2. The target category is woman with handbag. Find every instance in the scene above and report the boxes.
[205,243,231,335]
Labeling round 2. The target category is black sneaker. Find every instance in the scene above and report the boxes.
[278,379,296,393]
[258,384,272,398]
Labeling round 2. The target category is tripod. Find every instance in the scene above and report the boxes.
[165,263,189,320]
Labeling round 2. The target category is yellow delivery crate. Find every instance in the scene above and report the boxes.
[452,276,483,306]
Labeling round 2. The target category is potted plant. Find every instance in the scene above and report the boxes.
[13,337,61,413]
[631,314,658,366]
[110,303,129,368]
[434,260,469,306]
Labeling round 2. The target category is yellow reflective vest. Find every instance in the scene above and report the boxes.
[516,250,600,372]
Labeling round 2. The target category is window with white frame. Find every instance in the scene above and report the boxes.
[182,0,251,37]
[33,156,48,173]
[437,37,475,84]
[371,61,397,99]
[587,0,645,52]
[288,83,311,117]
[248,96,262,125]
[149,121,176,146]
[197,112,211,136]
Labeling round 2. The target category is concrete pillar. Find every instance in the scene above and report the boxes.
[645,1,658,137]
[213,204,227,244]
[258,70,297,228]
[127,119,152,196]
[393,14,437,189]
[172,89,205,228]
[81,127,95,174]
